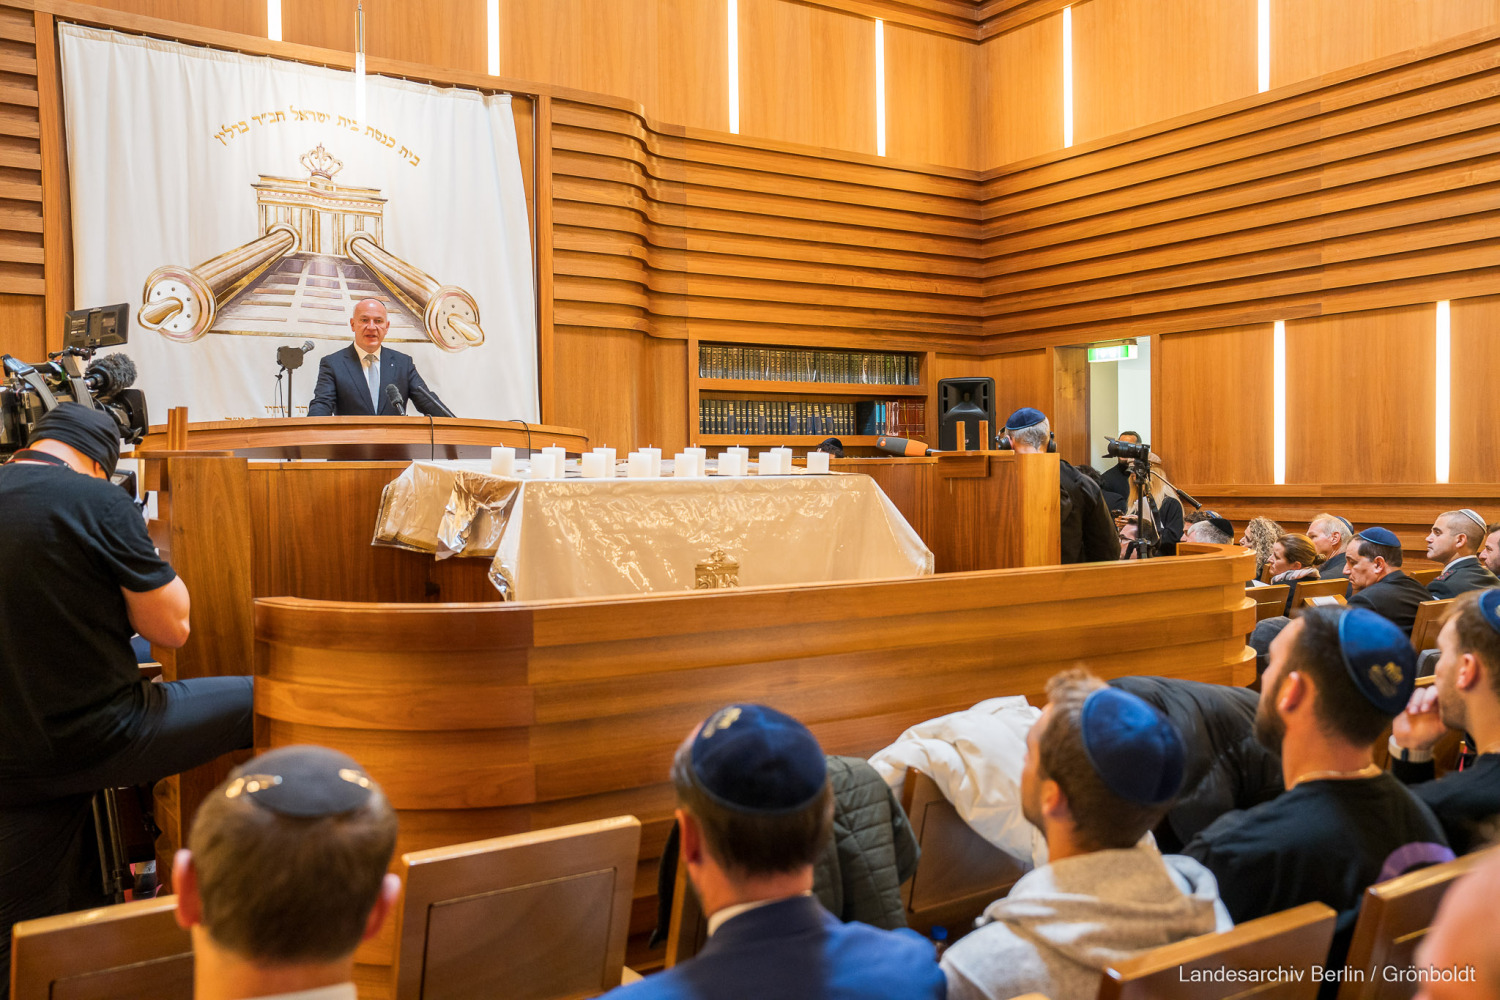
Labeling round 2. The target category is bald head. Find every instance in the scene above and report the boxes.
[350,298,390,354]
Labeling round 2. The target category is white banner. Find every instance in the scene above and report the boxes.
[59,24,538,422]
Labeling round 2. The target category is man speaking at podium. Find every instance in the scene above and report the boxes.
[307,297,453,417]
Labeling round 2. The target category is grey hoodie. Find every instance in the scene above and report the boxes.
[940,846,1232,1000]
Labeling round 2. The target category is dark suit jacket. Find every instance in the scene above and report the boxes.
[1318,552,1347,579]
[1060,460,1120,564]
[1348,570,1431,634]
[1100,462,1131,513]
[1426,556,1500,600]
[306,344,447,417]
[607,895,944,1000]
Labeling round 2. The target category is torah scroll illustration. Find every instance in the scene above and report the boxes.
[138,145,484,352]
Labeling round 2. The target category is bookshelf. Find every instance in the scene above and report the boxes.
[688,340,937,449]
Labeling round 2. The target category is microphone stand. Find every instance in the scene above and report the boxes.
[276,364,293,418]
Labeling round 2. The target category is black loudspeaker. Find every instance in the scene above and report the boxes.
[937,377,996,451]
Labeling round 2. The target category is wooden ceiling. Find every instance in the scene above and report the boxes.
[791,0,1079,39]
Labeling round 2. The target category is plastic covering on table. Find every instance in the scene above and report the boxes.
[373,460,934,600]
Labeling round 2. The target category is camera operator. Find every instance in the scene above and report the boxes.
[1099,429,1140,514]
[1004,407,1118,564]
[0,402,253,993]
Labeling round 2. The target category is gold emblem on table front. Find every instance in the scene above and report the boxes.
[694,550,740,590]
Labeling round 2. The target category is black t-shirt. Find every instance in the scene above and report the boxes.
[1182,774,1451,989]
[0,460,176,772]
[1394,753,1500,855]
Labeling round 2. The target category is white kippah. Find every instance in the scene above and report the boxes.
[1457,509,1487,535]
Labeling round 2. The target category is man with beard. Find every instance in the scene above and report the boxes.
[1182,608,1451,992]
[940,671,1230,1000]
[1389,588,1500,854]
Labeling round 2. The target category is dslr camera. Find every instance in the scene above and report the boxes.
[1106,437,1152,462]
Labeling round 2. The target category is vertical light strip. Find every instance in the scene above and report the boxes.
[1436,300,1451,484]
[354,2,366,123]
[1273,320,1287,485]
[487,0,500,75]
[727,0,740,134]
[1256,0,1270,93]
[266,0,281,41]
[874,20,886,156]
[1061,6,1074,148]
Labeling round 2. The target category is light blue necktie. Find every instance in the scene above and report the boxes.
[365,353,380,413]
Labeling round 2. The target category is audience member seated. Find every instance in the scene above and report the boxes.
[1389,589,1500,854]
[1183,515,1234,546]
[1345,527,1432,634]
[1240,516,1284,580]
[1182,608,1452,992]
[1099,429,1140,513]
[940,671,1230,1000]
[1308,514,1356,580]
[1118,515,1139,559]
[1270,532,1326,612]
[1425,510,1500,600]
[1481,523,1500,578]
[173,745,401,1000]
[1108,676,1283,853]
[608,704,944,1000]
[1413,841,1500,1000]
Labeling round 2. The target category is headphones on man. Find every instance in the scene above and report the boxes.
[995,431,1058,453]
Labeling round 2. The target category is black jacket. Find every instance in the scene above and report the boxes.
[1426,557,1500,601]
[1318,552,1347,579]
[307,344,448,416]
[1110,675,1284,852]
[1348,570,1431,634]
[1100,463,1131,513]
[1060,460,1120,564]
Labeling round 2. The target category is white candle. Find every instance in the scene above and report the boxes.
[640,447,662,478]
[673,453,693,477]
[757,451,778,475]
[528,453,553,479]
[627,452,651,478]
[684,447,707,477]
[580,452,606,478]
[806,450,830,474]
[775,448,794,475]
[490,446,516,477]
[716,451,740,476]
[593,447,617,477]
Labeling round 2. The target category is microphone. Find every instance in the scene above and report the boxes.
[1172,485,1204,510]
[275,341,316,370]
[411,385,456,419]
[83,353,137,397]
[385,383,405,416]
[875,435,932,457]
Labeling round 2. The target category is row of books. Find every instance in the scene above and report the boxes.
[699,400,860,437]
[698,345,920,385]
[864,400,926,438]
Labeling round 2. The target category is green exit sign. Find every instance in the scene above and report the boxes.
[1088,344,1138,362]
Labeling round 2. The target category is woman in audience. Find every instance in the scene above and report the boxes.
[1269,532,1326,613]
[1239,517,1284,580]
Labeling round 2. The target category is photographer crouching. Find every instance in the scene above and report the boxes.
[0,403,253,995]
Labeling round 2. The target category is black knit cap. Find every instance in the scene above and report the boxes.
[29,401,121,476]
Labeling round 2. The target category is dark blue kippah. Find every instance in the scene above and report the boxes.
[1478,589,1500,635]
[1208,516,1234,538]
[1357,526,1400,548]
[223,745,376,818]
[1004,407,1047,430]
[1336,608,1417,715]
[1079,688,1185,806]
[689,704,826,814]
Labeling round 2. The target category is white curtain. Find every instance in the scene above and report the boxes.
[59,24,538,422]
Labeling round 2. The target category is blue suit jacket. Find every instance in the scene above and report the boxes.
[605,896,945,1000]
[306,344,448,417]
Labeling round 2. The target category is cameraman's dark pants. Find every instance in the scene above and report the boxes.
[0,676,253,998]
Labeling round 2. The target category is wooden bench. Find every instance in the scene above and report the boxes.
[1099,901,1337,1000]
[900,770,1029,937]
[1337,847,1497,1000]
[390,815,641,1000]
[1410,599,1455,651]
[1290,578,1350,612]
[1408,568,1442,587]
[1248,584,1291,621]
[9,894,192,1000]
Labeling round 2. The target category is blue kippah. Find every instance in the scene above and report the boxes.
[1478,589,1500,635]
[689,704,827,814]
[1336,608,1417,715]
[1208,516,1234,538]
[1357,526,1400,548]
[224,745,376,818]
[1079,688,1185,806]
[1004,407,1047,430]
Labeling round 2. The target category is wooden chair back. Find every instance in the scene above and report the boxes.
[9,895,192,1000]
[1410,599,1455,650]
[1098,901,1337,1000]
[900,770,1028,936]
[663,839,709,968]
[1337,847,1497,1000]
[1248,584,1291,621]
[1292,578,1349,610]
[391,815,641,1000]
[1407,568,1442,587]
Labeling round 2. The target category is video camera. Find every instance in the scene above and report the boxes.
[1105,437,1152,462]
[0,303,148,462]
